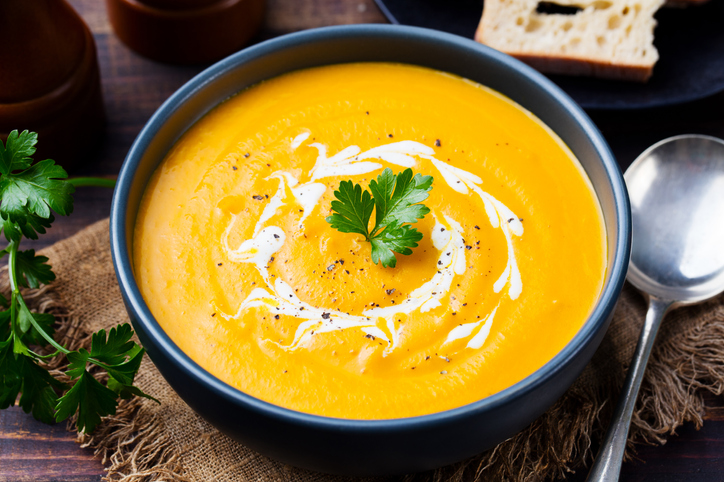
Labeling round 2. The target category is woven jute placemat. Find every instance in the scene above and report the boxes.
[23,219,724,481]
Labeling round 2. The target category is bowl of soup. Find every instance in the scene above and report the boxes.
[110,24,630,475]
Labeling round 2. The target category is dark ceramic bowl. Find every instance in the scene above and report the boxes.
[110,24,631,476]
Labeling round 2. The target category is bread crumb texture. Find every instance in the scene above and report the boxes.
[476,0,665,81]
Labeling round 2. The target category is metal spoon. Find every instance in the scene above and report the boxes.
[586,134,724,481]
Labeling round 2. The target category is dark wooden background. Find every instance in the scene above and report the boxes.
[2,0,724,480]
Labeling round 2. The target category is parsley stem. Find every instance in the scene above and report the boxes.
[7,240,70,355]
[29,349,61,359]
[9,292,18,348]
[7,240,19,294]
[8,242,26,354]
[87,358,113,371]
[18,295,70,355]
[68,177,116,189]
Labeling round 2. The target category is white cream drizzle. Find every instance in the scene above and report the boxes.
[253,175,288,236]
[428,157,524,300]
[222,132,525,355]
[308,141,426,181]
[291,132,310,150]
[229,278,383,350]
[252,172,327,233]
[467,307,497,349]
[443,306,498,349]
[223,220,285,285]
[365,216,466,320]
[291,182,326,228]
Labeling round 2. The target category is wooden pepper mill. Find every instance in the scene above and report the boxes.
[106,0,266,64]
[0,0,105,170]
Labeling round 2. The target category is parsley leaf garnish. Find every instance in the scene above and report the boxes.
[326,168,433,268]
[55,370,118,434]
[0,130,154,433]
[0,159,74,240]
[15,249,55,289]
[0,130,38,174]
[0,339,66,424]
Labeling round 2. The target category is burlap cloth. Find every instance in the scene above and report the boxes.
[26,219,724,481]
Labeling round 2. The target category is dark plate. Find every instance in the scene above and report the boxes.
[374,0,724,110]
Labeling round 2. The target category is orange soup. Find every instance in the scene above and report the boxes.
[134,63,606,419]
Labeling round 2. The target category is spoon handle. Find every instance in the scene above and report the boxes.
[586,296,673,482]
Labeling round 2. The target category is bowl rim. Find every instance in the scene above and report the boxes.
[110,23,631,432]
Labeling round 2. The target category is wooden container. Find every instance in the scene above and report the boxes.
[0,0,105,169]
[106,0,266,64]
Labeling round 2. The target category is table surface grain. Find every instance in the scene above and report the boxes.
[2,0,724,481]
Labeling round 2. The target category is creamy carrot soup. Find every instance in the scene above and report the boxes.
[134,63,606,419]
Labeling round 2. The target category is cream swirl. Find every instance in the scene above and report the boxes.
[221,133,524,355]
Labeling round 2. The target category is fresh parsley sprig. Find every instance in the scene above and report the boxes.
[0,130,155,433]
[326,168,433,268]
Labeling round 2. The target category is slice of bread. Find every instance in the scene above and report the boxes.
[475,0,665,82]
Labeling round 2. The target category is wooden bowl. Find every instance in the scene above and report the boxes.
[106,0,266,64]
[0,0,104,169]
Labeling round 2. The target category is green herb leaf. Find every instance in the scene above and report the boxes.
[89,324,136,366]
[15,249,55,289]
[376,169,432,230]
[0,159,74,227]
[0,130,37,175]
[0,311,9,341]
[327,180,374,236]
[1,218,21,242]
[104,344,145,386]
[107,375,158,402]
[55,370,118,433]
[367,167,396,228]
[16,299,35,334]
[0,130,153,433]
[18,355,65,424]
[67,326,144,386]
[370,223,424,268]
[22,312,56,347]
[0,340,22,409]
[0,339,65,423]
[2,212,54,242]
[66,349,91,379]
[326,168,433,267]
[369,168,433,231]
[12,331,30,357]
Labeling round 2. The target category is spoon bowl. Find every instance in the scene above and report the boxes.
[626,135,724,305]
[587,134,724,481]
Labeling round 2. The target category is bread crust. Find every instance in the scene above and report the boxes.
[486,49,654,82]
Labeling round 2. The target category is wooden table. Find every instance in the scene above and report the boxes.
[2,1,724,480]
